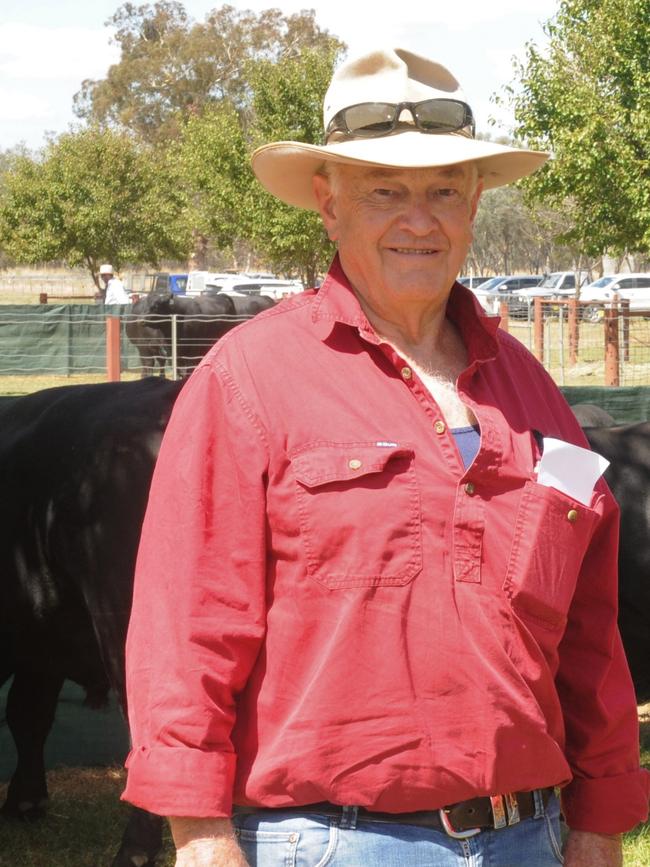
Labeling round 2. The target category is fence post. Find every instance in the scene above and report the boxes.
[534,297,544,362]
[106,316,121,382]
[604,304,620,387]
[498,299,509,332]
[171,314,178,380]
[568,299,579,366]
[621,298,630,363]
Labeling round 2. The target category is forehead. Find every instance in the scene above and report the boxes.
[333,163,473,187]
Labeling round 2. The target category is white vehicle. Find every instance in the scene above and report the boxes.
[185,271,244,296]
[204,275,304,301]
[578,272,650,322]
[516,271,589,301]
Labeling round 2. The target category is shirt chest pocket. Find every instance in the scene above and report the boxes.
[503,480,601,631]
[290,443,422,589]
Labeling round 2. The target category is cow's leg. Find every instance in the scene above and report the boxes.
[112,807,164,867]
[2,668,64,820]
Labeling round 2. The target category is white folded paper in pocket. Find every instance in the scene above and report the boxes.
[537,437,610,506]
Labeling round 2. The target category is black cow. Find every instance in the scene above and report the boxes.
[126,292,240,378]
[582,422,650,700]
[2,380,645,866]
[570,403,617,427]
[124,296,170,378]
[0,377,183,865]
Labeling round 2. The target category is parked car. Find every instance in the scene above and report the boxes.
[148,272,189,296]
[578,273,650,322]
[204,275,304,301]
[457,276,488,289]
[476,275,543,317]
[517,271,589,300]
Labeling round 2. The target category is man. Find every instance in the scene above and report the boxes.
[99,263,130,304]
[123,48,649,866]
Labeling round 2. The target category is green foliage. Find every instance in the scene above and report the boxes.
[75,2,341,143]
[246,45,344,285]
[0,127,189,282]
[510,0,650,256]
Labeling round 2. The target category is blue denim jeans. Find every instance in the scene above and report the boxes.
[232,791,564,866]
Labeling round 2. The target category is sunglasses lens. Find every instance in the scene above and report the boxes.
[343,103,396,135]
[416,99,470,131]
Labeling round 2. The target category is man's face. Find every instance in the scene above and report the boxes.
[101,273,112,286]
[313,163,481,313]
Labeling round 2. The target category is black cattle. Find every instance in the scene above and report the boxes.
[2,378,644,866]
[126,292,240,378]
[0,377,184,865]
[582,422,650,700]
[124,296,170,377]
[570,403,616,427]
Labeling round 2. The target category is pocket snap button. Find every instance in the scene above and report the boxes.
[348,459,362,470]
[567,509,579,523]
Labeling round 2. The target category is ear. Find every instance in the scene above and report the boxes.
[312,171,340,242]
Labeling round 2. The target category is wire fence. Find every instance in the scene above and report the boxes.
[0,306,252,380]
[499,298,650,387]
[0,302,649,388]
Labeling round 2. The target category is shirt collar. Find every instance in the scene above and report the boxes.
[311,254,500,365]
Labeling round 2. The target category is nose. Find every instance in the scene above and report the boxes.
[398,196,440,235]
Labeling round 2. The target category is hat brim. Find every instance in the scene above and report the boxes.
[252,131,548,210]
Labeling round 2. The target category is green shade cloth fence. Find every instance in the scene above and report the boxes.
[0,305,140,375]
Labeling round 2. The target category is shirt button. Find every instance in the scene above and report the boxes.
[348,459,362,470]
[401,366,412,380]
[567,508,579,523]
[434,420,446,435]
[464,482,476,496]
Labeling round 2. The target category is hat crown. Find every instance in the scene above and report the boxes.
[323,48,465,130]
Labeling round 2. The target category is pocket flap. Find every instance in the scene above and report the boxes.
[291,442,414,488]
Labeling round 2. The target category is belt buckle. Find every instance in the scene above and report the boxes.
[439,808,481,839]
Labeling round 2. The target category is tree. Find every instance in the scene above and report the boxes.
[0,127,188,284]
[75,2,341,143]
[245,44,344,285]
[168,37,344,283]
[509,0,650,256]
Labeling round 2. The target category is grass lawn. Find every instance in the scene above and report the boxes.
[1,708,648,865]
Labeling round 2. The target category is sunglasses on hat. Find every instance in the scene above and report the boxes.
[325,98,475,142]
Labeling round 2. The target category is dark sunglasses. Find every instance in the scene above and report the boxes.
[325,98,475,141]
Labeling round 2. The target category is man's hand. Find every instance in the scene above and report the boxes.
[563,830,623,867]
[169,816,249,867]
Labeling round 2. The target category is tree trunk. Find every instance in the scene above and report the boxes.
[188,231,208,271]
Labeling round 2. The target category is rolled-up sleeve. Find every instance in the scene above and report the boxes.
[122,361,269,817]
[556,486,650,832]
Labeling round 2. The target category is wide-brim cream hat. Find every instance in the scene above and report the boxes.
[252,47,548,211]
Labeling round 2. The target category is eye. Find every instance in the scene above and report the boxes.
[374,187,397,198]
[436,187,460,198]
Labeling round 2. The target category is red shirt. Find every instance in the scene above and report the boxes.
[123,257,649,833]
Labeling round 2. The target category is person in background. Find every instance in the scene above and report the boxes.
[122,47,649,867]
[99,263,130,304]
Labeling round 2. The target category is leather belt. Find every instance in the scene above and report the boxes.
[234,787,554,839]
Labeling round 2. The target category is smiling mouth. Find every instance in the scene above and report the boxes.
[391,247,439,255]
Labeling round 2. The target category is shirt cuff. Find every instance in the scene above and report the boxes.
[561,769,650,833]
[121,746,237,818]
